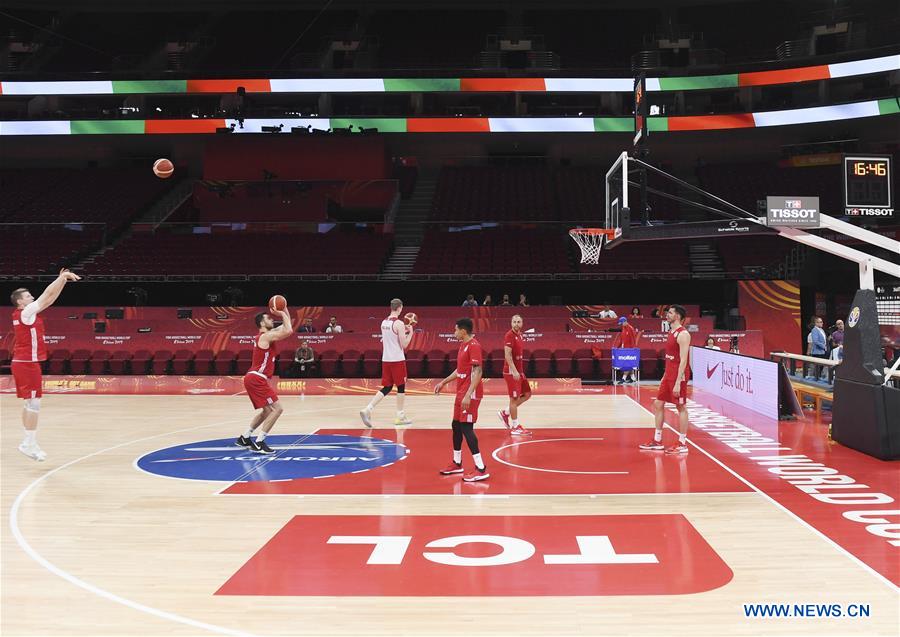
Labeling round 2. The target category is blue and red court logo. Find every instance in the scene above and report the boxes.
[135,434,408,482]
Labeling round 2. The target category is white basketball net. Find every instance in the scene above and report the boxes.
[569,229,606,264]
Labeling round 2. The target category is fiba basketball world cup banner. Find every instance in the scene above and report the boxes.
[690,346,780,419]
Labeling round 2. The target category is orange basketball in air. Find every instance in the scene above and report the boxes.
[153,158,174,179]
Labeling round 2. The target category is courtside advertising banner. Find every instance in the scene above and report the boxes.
[690,346,779,419]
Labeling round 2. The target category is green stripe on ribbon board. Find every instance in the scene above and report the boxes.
[384,78,461,92]
[330,118,408,132]
[113,80,188,94]
[658,74,739,91]
[593,118,633,132]
[70,120,147,134]
[877,97,900,115]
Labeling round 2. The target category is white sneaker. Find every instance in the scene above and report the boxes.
[394,414,413,426]
[19,442,47,462]
[359,408,374,428]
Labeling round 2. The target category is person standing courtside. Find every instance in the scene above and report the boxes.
[10,268,81,461]
[639,304,692,455]
[498,314,532,435]
[435,317,489,482]
[360,298,414,427]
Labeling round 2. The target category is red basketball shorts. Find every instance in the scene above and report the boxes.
[244,372,279,409]
[381,360,407,387]
[504,373,530,399]
[453,395,482,423]
[12,362,42,399]
[656,375,688,406]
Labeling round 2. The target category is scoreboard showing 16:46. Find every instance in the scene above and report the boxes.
[843,154,894,218]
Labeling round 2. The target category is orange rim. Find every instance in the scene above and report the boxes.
[568,228,616,237]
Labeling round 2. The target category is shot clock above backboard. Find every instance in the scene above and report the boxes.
[843,155,893,218]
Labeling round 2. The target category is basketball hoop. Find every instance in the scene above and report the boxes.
[569,228,616,264]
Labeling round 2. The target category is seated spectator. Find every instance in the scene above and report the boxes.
[597,304,617,319]
[500,294,512,306]
[297,318,316,333]
[705,336,721,350]
[650,307,661,318]
[630,306,643,319]
[325,316,343,333]
[462,294,478,307]
[482,294,493,306]
[518,294,529,307]
[292,341,316,377]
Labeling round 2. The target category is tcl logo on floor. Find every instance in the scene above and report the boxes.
[217,515,732,596]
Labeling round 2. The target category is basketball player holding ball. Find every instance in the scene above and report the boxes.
[360,298,415,427]
[235,295,292,454]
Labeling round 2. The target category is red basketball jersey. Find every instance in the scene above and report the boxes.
[456,337,483,399]
[503,329,525,375]
[249,334,276,378]
[11,307,47,362]
[663,325,691,379]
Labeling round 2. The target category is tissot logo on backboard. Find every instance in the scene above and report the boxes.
[135,434,407,482]
[766,196,820,227]
[216,514,732,596]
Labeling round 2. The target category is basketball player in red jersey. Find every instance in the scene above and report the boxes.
[498,314,532,435]
[360,298,415,427]
[435,317,489,482]
[235,307,292,454]
[640,304,692,454]
[10,268,81,461]
[617,315,639,383]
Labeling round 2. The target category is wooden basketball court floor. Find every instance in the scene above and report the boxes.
[2,385,898,636]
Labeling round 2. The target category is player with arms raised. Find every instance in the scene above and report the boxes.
[10,268,81,461]
[235,301,292,454]
[640,304,692,454]
[498,313,532,435]
[360,298,415,427]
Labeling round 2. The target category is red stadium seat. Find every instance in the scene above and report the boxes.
[319,350,340,377]
[531,348,553,377]
[573,348,596,378]
[425,349,448,377]
[171,349,195,375]
[213,350,237,375]
[341,350,363,377]
[151,350,173,375]
[361,350,381,377]
[90,350,111,375]
[194,350,215,375]
[47,349,70,375]
[553,349,574,376]
[640,349,659,379]
[108,350,132,374]
[597,349,613,378]
[405,349,425,378]
[131,349,153,375]
[69,349,92,375]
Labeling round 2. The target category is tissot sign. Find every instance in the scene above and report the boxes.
[766,196,820,227]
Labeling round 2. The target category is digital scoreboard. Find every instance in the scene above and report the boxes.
[843,155,893,217]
